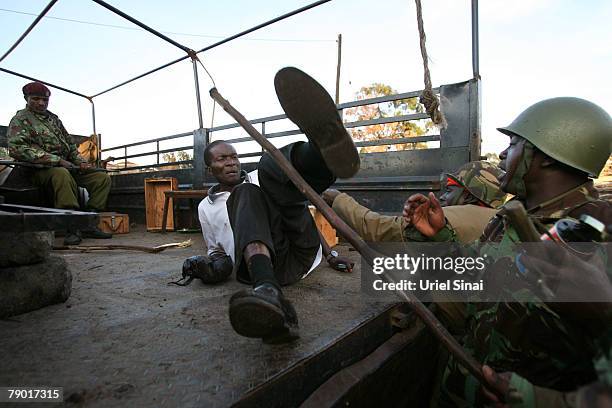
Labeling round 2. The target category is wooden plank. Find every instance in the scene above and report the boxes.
[144,177,177,231]
[309,206,338,247]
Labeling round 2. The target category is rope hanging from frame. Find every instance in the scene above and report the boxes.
[414,0,447,129]
[189,50,218,129]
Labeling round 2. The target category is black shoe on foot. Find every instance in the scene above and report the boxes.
[82,226,112,239]
[274,67,360,179]
[229,283,299,344]
[63,230,82,246]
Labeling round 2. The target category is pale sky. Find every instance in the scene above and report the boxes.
[1,0,610,163]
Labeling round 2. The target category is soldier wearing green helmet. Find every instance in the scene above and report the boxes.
[404,97,612,407]
[497,97,610,178]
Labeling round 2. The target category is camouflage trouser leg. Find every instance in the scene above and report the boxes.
[32,167,79,209]
[73,171,111,211]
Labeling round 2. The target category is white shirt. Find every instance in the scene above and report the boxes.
[198,170,322,278]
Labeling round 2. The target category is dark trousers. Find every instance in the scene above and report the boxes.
[31,167,111,211]
[226,142,334,286]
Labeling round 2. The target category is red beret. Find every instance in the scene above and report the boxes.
[22,82,51,97]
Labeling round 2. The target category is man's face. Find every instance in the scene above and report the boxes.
[26,95,49,113]
[438,185,466,207]
[207,143,242,186]
[498,135,526,194]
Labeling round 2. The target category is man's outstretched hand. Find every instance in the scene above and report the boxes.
[402,192,446,237]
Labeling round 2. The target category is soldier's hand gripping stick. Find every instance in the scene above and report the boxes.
[504,201,556,299]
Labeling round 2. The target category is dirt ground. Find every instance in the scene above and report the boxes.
[0,227,393,407]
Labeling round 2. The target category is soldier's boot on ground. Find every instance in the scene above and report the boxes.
[274,67,360,179]
[81,226,112,239]
[229,283,300,344]
[63,229,82,246]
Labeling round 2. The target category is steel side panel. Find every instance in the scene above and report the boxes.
[0,203,98,232]
[233,304,399,407]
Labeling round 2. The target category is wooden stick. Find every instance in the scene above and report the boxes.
[53,240,192,253]
[504,201,541,242]
[209,87,506,401]
[504,201,555,299]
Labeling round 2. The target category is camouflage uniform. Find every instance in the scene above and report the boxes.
[8,108,110,210]
[429,97,612,407]
[435,181,612,407]
[447,161,508,209]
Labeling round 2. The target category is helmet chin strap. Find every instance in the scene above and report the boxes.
[506,141,534,198]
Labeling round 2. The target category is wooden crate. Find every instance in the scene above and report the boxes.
[309,206,338,247]
[98,212,130,234]
[144,177,178,231]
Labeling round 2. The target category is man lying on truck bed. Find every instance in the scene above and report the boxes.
[196,68,358,344]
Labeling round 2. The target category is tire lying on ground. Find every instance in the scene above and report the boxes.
[0,254,72,318]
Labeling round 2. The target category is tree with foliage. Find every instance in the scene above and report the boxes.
[344,83,433,153]
[162,150,192,169]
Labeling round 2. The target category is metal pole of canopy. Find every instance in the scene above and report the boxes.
[89,99,103,165]
[194,0,332,54]
[91,0,332,98]
[90,0,191,54]
[0,0,59,64]
[0,67,90,99]
[192,59,204,129]
[471,0,480,79]
[90,100,97,135]
[335,33,342,104]
[91,56,188,98]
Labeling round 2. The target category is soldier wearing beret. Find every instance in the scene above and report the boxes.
[8,82,112,245]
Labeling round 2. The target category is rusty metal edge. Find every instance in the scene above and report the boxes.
[300,319,426,408]
[231,302,402,408]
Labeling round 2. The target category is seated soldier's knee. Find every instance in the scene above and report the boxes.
[49,167,76,185]
[93,172,111,187]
